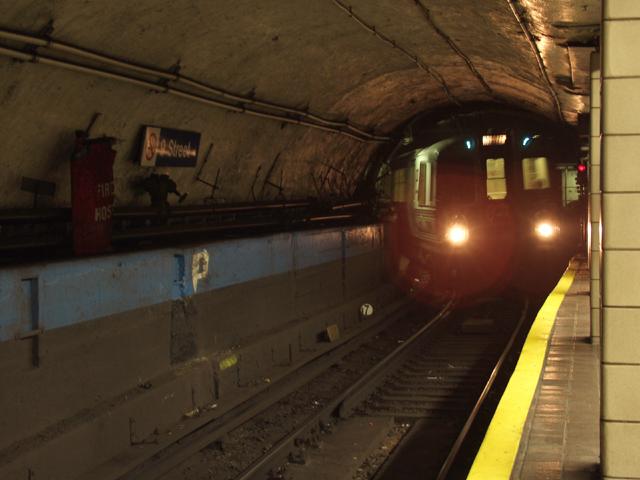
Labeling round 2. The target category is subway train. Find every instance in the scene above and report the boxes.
[380,110,584,302]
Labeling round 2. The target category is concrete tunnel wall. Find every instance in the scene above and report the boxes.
[0,224,401,479]
[0,0,604,477]
[0,0,575,210]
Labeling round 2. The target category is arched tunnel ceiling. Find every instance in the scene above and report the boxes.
[0,0,599,208]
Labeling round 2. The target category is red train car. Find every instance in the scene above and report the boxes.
[381,111,582,302]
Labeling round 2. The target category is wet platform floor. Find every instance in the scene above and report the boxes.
[512,263,600,480]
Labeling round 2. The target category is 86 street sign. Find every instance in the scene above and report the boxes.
[140,126,200,167]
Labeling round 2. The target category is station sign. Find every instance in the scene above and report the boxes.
[140,126,200,167]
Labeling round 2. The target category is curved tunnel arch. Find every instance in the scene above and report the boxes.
[0,0,596,210]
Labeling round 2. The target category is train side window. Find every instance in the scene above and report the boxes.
[415,161,435,207]
[522,157,551,190]
[486,157,507,200]
[414,148,436,208]
[417,163,427,206]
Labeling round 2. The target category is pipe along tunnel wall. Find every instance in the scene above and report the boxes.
[0,224,399,479]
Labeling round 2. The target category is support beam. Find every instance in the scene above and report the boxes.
[590,52,602,344]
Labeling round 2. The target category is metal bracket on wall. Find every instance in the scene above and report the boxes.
[84,112,101,136]
[259,152,279,199]
[310,171,325,200]
[249,165,262,202]
[261,153,286,201]
[195,143,222,204]
[264,171,286,201]
[321,162,349,198]
[21,177,56,208]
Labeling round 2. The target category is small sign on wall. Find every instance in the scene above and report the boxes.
[140,126,200,167]
[191,249,209,292]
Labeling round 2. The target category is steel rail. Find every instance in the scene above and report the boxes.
[0,28,390,142]
[112,215,355,241]
[413,0,495,97]
[0,209,356,254]
[234,299,454,480]
[435,298,530,480]
[111,220,281,241]
[331,0,460,106]
[505,0,565,122]
[336,298,454,418]
[0,201,366,256]
[0,201,313,223]
[115,201,311,217]
[115,299,414,480]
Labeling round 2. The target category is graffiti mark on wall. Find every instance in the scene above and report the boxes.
[192,250,209,292]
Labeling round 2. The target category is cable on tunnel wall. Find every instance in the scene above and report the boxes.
[0,44,383,143]
[331,0,461,107]
[505,0,565,122]
[0,29,391,143]
[413,0,495,98]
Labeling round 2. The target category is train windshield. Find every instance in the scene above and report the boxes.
[522,157,551,190]
[486,158,507,200]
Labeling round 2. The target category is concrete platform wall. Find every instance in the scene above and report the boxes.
[0,225,395,479]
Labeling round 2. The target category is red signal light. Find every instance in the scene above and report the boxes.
[577,164,587,172]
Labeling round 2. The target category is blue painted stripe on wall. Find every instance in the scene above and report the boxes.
[0,225,382,341]
[204,233,294,292]
[293,229,343,271]
[345,225,382,257]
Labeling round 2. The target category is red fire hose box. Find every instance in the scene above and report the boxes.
[70,133,116,256]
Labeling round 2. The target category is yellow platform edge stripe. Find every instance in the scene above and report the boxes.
[466,261,578,480]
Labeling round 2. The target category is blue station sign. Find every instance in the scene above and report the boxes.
[140,126,201,167]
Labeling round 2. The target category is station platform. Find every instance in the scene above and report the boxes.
[468,259,600,479]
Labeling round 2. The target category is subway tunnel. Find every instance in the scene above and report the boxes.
[0,1,637,479]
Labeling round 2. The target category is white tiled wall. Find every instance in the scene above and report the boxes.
[602,2,640,478]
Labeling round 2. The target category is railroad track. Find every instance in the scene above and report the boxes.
[114,299,451,480]
[368,298,529,480]
[276,297,530,480]
[231,301,455,480]
[125,296,529,480]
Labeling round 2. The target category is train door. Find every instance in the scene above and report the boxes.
[480,133,510,203]
[485,157,508,200]
[478,135,518,290]
[483,152,512,229]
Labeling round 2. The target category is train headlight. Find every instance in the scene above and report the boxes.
[446,223,469,247]
[535,221,558,239]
